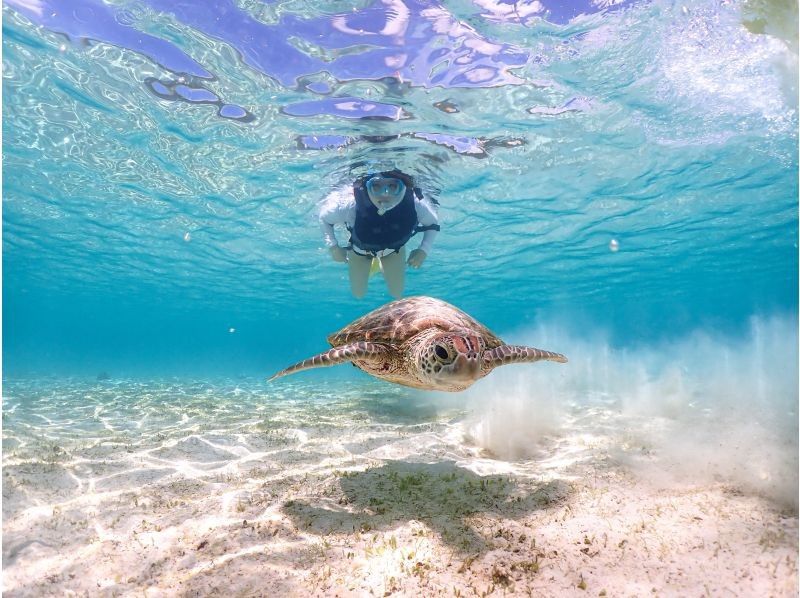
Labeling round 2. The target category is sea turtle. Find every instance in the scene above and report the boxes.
[270,296,567,392]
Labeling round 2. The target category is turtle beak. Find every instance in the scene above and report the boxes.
[451,352,480,381]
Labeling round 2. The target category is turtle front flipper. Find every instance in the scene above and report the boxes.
[482,345,567,374]
[269,342,390,381]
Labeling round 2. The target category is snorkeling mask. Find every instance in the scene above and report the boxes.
[366,175,407,215]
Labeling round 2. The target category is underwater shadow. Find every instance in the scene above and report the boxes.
[283,460,570,553]
[345,390,450,424]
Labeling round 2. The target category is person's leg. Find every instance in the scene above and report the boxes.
[348,251,372,298]
[380,247,406,299]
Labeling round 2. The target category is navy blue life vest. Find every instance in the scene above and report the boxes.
[348,170,439,254]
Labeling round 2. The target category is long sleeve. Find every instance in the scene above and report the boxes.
[415,199,440,255]
[319,217,339,248]
[319,189,355,248]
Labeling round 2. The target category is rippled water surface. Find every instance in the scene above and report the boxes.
[4,0,797,375]
[3,2,798,595]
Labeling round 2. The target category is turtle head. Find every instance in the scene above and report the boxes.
[417,332,485,391]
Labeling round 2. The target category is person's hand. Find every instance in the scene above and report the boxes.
[407,248,427,269]
[330,246,348,263]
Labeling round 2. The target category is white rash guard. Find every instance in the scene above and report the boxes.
[319,187,440,257]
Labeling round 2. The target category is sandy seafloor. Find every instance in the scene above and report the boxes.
[2,376,797,597]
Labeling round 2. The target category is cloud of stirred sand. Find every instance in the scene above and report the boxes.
[462,313,799,510]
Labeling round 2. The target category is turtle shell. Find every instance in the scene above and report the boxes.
[327,296,504,348]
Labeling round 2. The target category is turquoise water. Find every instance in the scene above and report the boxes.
[4,0,797,377]
[2,1,798,594]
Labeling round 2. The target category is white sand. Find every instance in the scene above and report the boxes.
[2,380,797,597]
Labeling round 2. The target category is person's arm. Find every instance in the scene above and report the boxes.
[319,190,353,262]
[408,199,440,268]
[319,212,339,248]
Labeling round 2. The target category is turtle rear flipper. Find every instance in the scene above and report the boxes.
[482,345,567,374]
[269,342,391,381]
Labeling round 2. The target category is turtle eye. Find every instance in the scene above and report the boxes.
[434,344,451,361]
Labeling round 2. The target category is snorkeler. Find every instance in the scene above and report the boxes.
[319,169,440,299]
